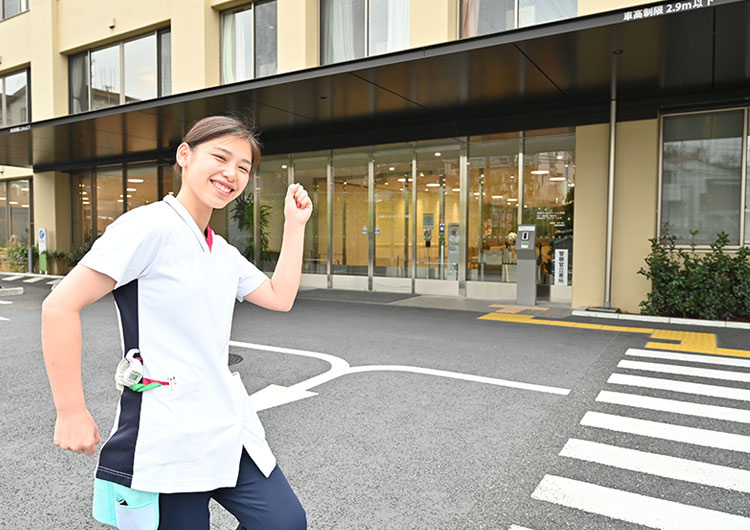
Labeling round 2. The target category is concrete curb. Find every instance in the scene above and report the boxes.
[572,309,750,330]
[0,287,24,296]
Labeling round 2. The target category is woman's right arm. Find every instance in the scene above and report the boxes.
[41,265,116,456]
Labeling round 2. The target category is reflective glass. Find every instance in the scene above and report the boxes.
[0,182,7,243]
[369,0,409,56]
[159,30,171,96]
[72,173,94,248]
[96,168,124,234]
[221,7,254,83]
[8,179,30,244]
[468,136,519,282]
[460,0,515,37]
[519,0,576,27]
[3,0,21,19]
[332,150,369,275]
[4,70,27,126]
[321,0,365,64]
[255,0,277,77]
[522,133,575,285]
[373,147,412,277]
[416,142,461,280]
[294,153,329,275]
[91,45,121,109]
[125,165,158,210]
[257,155,289,272]
[124,35,157,103]
[662,111,743,244]
[69,53,90,114]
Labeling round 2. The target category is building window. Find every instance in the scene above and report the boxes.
[1,0,28,21]
[661,109,746,246]
[221,1,278,84]
[0,178,31,246]
[459,0,576,38]
[321,0,409,65]
[0,69,29,127]
[69,30,171,114]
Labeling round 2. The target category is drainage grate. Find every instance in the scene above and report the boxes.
[228,353,243,366]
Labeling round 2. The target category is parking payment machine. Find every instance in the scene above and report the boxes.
[516,225,536,306]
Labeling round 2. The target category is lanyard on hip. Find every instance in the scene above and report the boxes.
[115,349,169,393]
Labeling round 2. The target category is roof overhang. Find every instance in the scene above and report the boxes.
[2,0,749,172]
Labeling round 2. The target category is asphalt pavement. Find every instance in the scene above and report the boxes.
[2,274,750,529]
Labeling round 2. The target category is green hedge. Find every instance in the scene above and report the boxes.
[638,231,750,321]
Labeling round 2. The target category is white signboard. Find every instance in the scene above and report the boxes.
[38,228,47,253]
[554,249,568,286]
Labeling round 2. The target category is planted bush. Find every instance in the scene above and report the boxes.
[638,230,750,321]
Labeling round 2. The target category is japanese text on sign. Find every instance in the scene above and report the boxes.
[555,249,569,286]
[622,0,714,21]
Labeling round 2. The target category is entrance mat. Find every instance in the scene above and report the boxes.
[296,289,418,304]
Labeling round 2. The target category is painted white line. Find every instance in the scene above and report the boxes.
[618,359,750,383]
[561,438,750,493]
[0,300,12,305]
[0,316,8,321]
[608,373,750,402]
[347,365,570,395]
[47,279,62,286]
[230,341,570,410]
[1,275,24,282]
[596,390,750,424]
[509,526,536,530]
[22,276,45,283]
[626,348,750,369]
[532,474,750,529]
[581,411,750,453]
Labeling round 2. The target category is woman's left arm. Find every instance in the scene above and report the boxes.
[244,183,312,311]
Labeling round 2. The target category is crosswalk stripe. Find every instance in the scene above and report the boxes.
[532,474,750,529]
[608,373,750,401]
[47,279,61,286]
[618,359,750,383]
[561,438,750,493]
[581,411,750,452]
[22,276,45,283]
[627,348,750,369]
[596,390,750,424]
[1,275,24,281]
[0,316,8,321]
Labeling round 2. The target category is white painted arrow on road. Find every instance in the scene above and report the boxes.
[230,340,570,412]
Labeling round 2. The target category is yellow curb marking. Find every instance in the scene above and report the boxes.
[489,304,549,314]
[478,313,750,359]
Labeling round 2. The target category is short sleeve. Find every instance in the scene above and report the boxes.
[78,205,166,289]
[232,246,269,301]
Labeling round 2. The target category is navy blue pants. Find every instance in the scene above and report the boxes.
[158,450,306,530]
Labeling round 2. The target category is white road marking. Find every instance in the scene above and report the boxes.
[618,360,750,383]
[627,348,750,369]
[47,279,62,287]
[0,300,12,305]
[509,526,536,530]
[532,474,750,530]
[596,390,750,424]
[561,438,750,493]
[22,276,46,283]
[608,373,750,401]
[0,316,8,321]
[581,411,750,452]
[229,340,570,411]
[1,275,24,281]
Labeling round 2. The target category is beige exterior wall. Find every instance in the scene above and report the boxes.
[277,0,318,72]
[572,124,609,308]
[29,0,67,121]
[578,0,647,16]
[611,119,658,313]
[0,166,33,179]
[0,8,30,73]
[32,172,71,253]
[410,0,457,48]
[171,0,220,92]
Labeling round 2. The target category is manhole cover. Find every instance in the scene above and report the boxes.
[228,353,243,366]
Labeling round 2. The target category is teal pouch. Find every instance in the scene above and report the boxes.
[93,478,159,530]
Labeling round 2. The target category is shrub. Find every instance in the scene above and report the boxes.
[638,230,750,321]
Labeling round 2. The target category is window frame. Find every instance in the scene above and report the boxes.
[657,106,750,249]
[0,67,30,129]
[220,0,278,85]
[1,0,30,22]
[69,28,171,114]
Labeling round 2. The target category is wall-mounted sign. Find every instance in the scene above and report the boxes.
[555,249,569,286]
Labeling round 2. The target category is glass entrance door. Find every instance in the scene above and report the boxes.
[373,147,412,278]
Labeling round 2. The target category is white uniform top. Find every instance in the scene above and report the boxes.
[80,194,276,493]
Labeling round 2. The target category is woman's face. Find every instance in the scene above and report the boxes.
[177,135,253,210]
